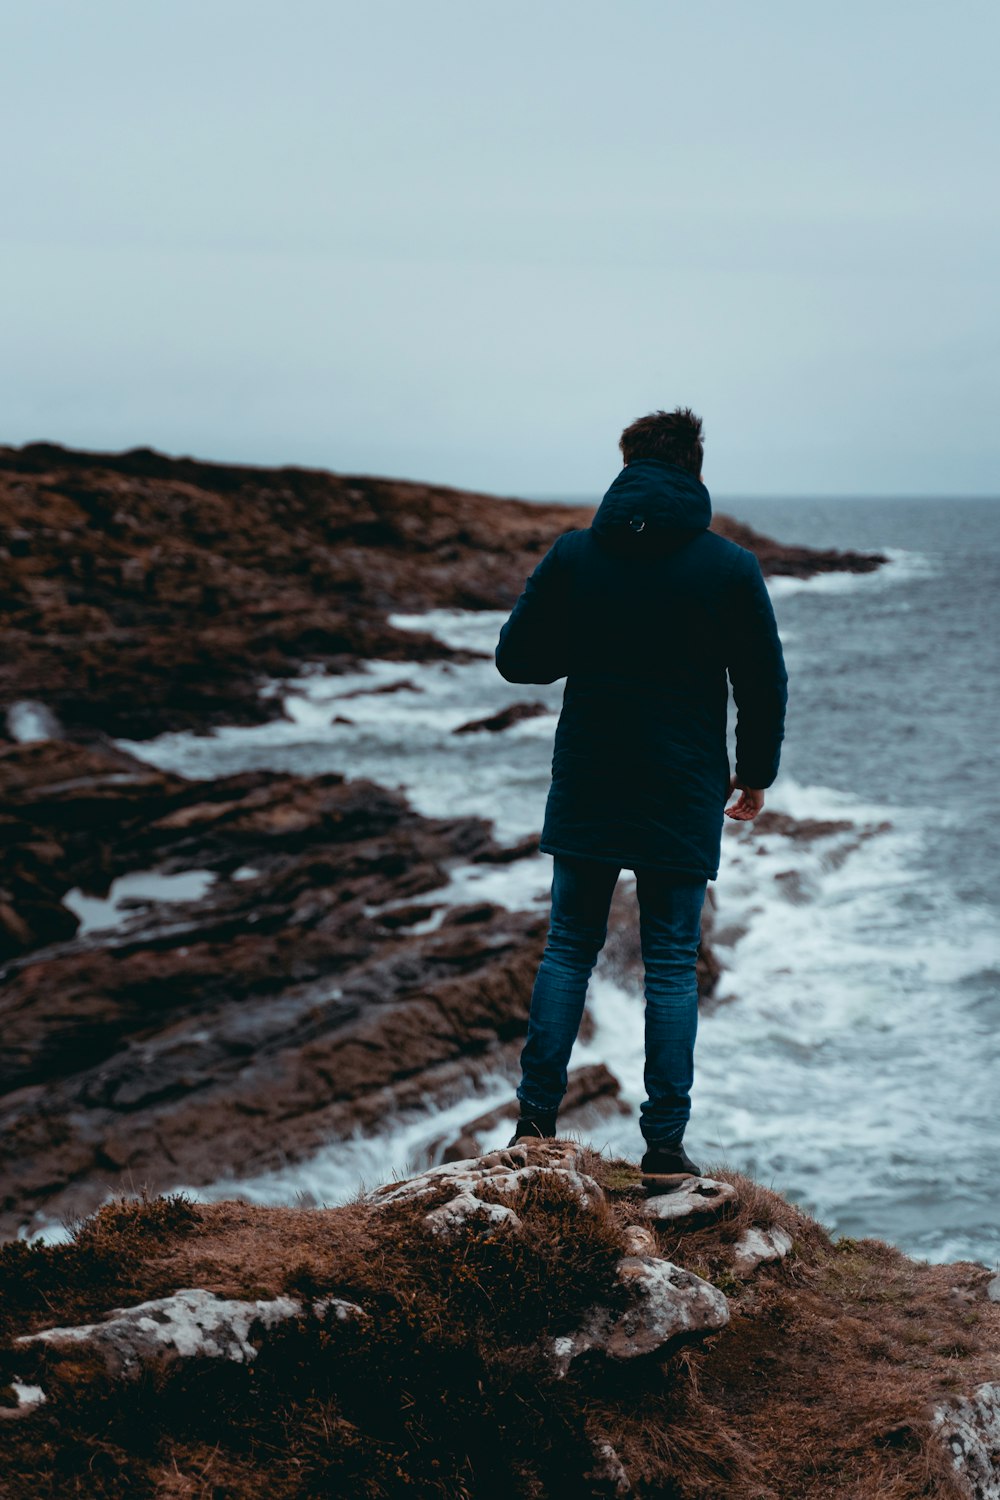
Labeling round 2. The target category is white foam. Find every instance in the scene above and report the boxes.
[64,869,216,935]
[567,774,999,1260]
[766,548,934,600]
[166,1074,519,1210]
[18,1217,74,1247]
[367,854,552,934]
[390,607,508,652]
[116,626,565,846]
[6,699,62,742]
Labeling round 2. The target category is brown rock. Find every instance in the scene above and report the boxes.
[453,700,549,734]
[0,440,885,741]
[0,741,551,1240]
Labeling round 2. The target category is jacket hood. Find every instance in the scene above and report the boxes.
[590,458,712,559]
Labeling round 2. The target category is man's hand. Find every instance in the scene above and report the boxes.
[724,776,765,821]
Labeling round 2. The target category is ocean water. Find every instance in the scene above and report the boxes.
[115,497,1000,1267]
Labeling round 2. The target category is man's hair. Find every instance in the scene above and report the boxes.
[619,407,704,476]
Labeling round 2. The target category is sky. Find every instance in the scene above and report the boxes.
[2,1,998,498]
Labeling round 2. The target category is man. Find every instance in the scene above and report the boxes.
[495,407,787,1188]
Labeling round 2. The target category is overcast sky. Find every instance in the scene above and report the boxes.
[2,2,998,497]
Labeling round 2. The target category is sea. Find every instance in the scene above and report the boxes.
[108,496,999,1268]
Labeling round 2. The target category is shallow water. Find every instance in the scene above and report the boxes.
[65,869,217,936]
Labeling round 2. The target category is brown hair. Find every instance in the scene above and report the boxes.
[619,407,704,476]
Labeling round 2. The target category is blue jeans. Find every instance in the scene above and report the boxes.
[516,854,707,1146]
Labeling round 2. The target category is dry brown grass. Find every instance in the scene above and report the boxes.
[1,1148,994,1498]
[583,1147,998,1499]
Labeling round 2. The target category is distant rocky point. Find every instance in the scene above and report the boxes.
[0,440,886,741]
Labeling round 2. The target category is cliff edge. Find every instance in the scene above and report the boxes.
[2,1142,996,1498]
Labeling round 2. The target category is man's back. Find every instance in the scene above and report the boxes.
[496,455,787,880]
[498,406,788,1165]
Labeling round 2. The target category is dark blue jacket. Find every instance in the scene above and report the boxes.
[495,458,788,880]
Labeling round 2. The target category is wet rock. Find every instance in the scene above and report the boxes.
[471,832,541,864]
[773,869,816,904]
[453,700,549,734]
[751,811,856,841]
[931,1382,1000,1500]
[0,738,181,958]
[710,510,886,581]
[0,741,552,1240]
[730,809,894,873]
[337,677,423,699]
[642,1178,738,1224]
[731,1226,794,1276]
[550,1254,729,1375]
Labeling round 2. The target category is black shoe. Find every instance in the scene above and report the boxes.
[507,1112,557,1147]
[640,1139,701,1191]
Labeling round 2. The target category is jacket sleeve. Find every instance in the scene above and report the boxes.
[725,551,788,788]
[495,536,571,684]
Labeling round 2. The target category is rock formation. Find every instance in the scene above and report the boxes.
[641,1176,739,1223]
[0,737,553,1238]
[0,440,886,741]
[1,1144,996,1498]
[932,1384,1000,1500]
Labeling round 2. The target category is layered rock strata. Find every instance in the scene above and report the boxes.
[0,737,552,1239]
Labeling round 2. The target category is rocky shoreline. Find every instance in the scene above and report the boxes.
[0,441,884,740]
[4,441,997,1496]
[0,731,722,1241]
[0,442,888,1242]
